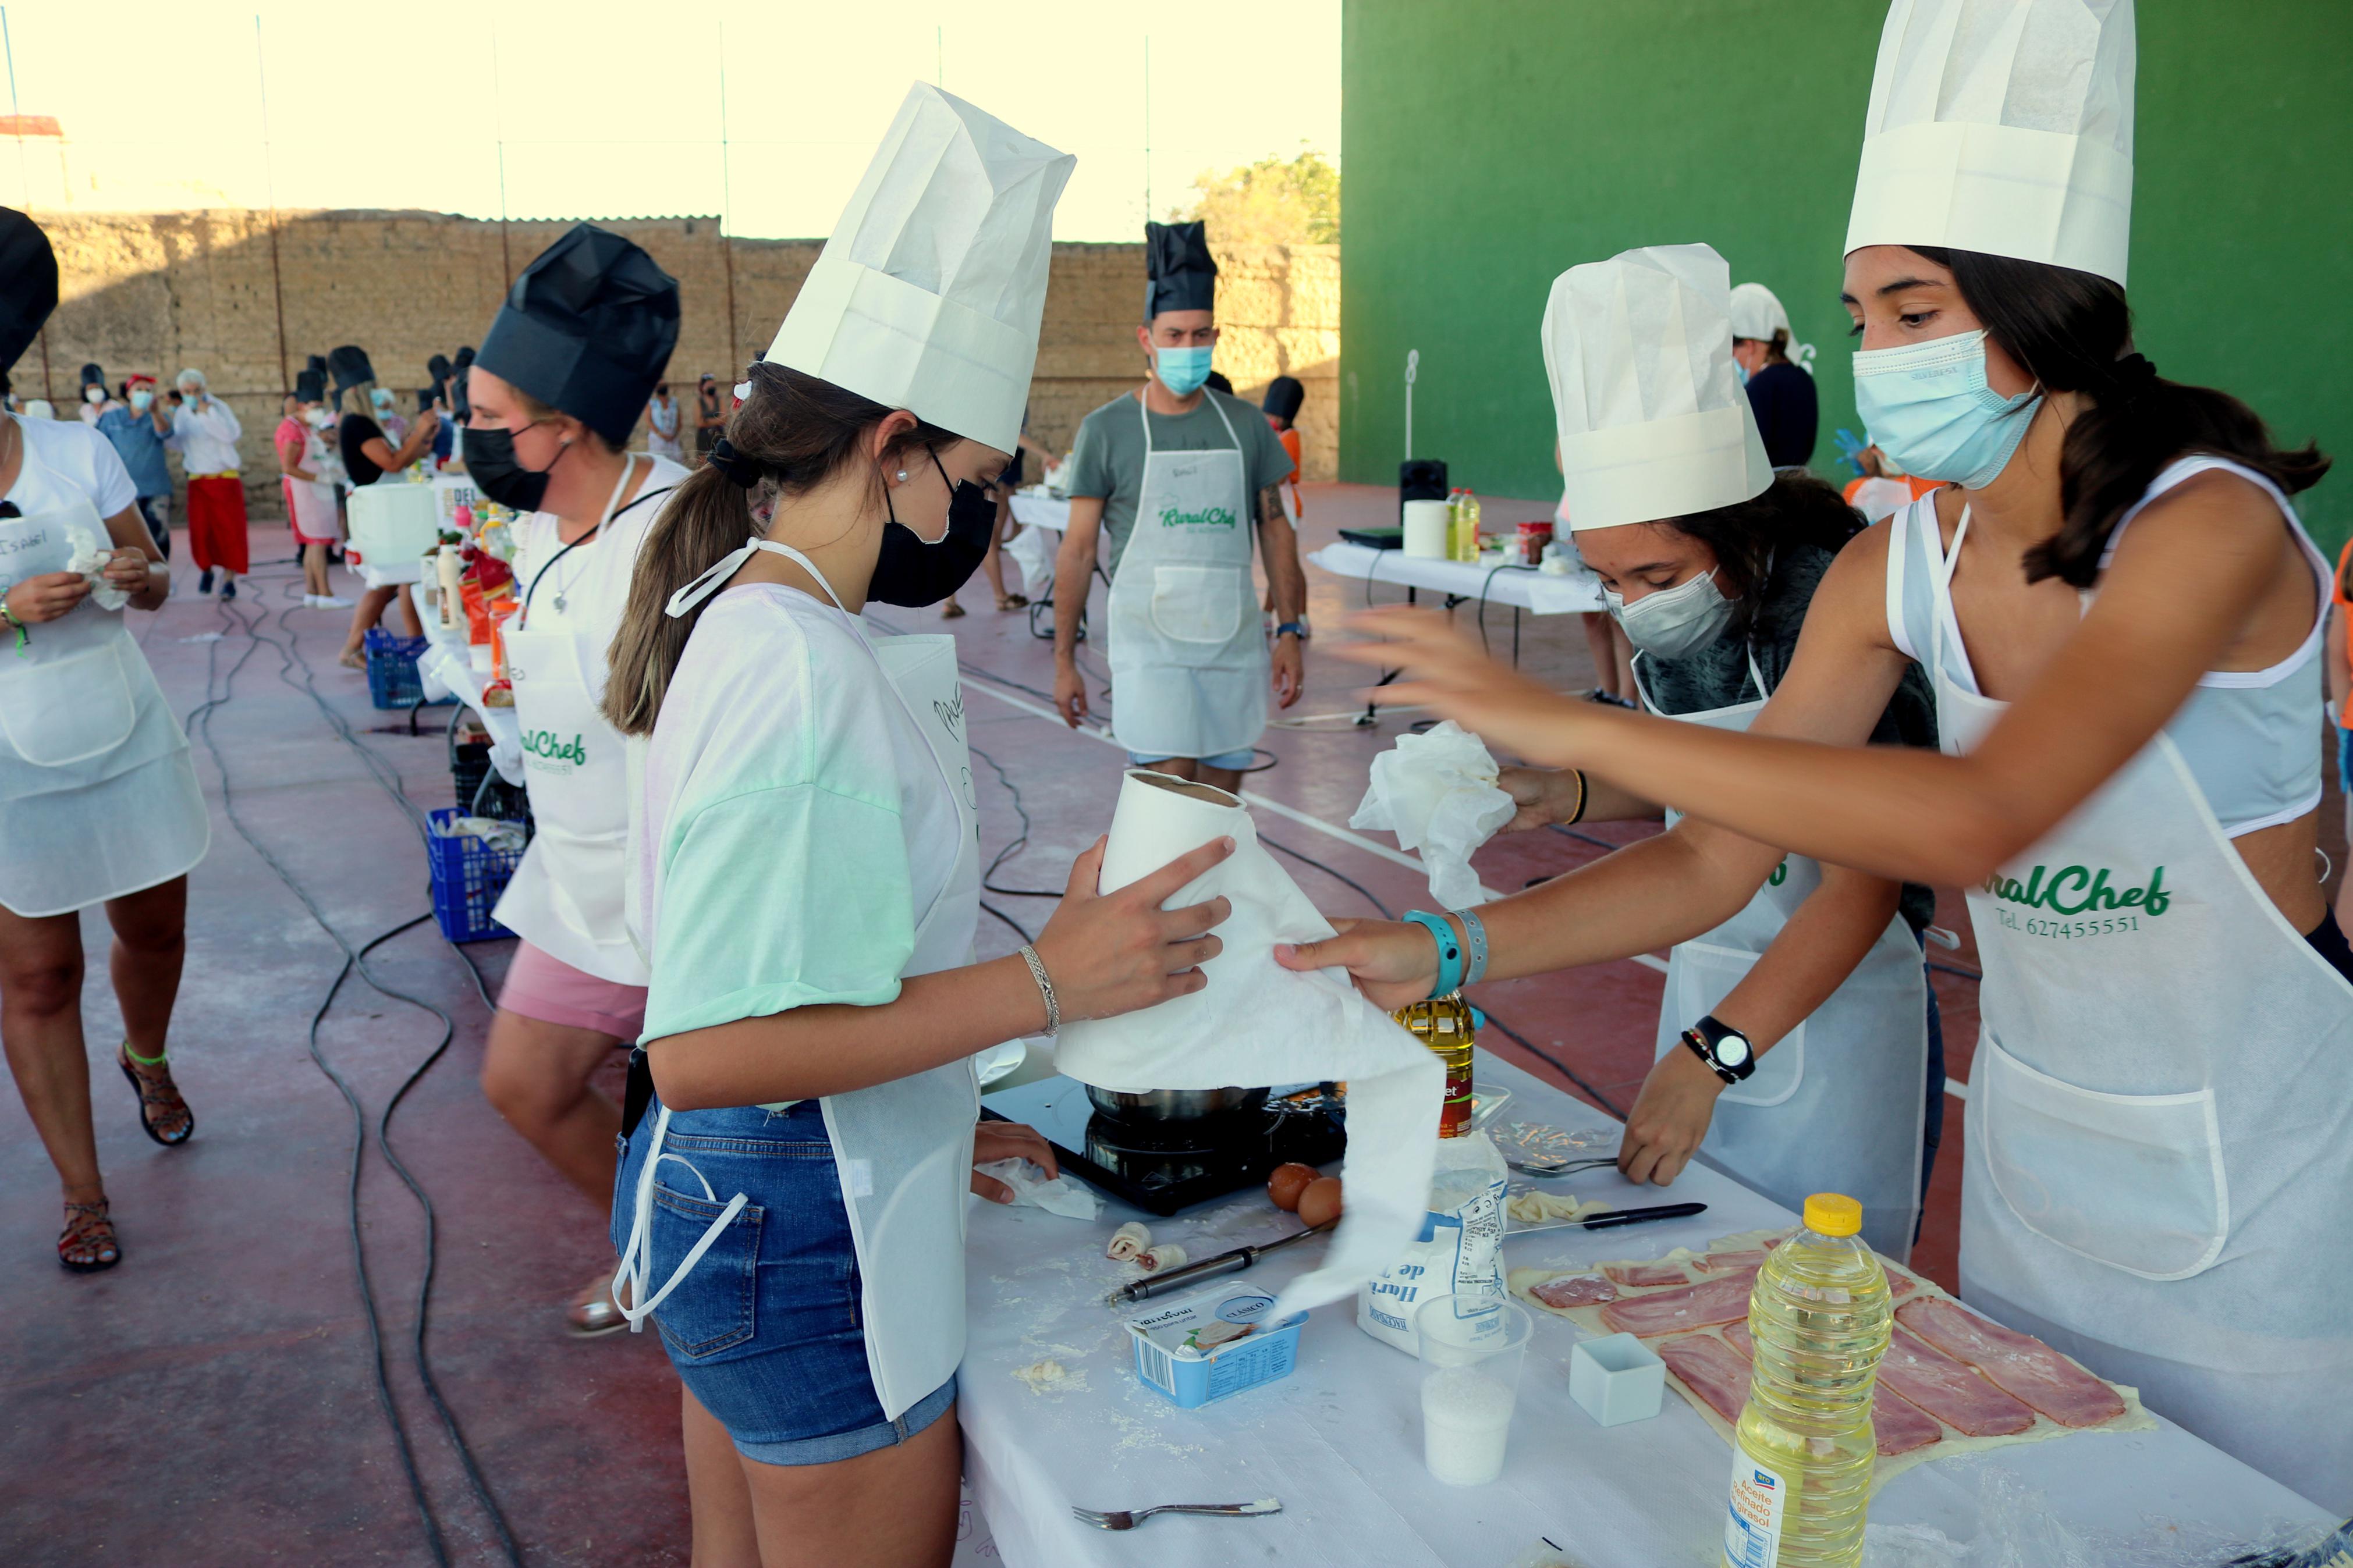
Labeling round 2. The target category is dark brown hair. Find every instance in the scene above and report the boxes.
[1912,247,2330,588]
[602,362,953,735]
[1661,472,1863,640]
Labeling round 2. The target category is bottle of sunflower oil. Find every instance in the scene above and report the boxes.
[1390,993,1475,1137]
[1722,1193,1892,1568]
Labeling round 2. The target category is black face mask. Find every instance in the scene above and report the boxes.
[463,423,565,512]
[867,452,993,609]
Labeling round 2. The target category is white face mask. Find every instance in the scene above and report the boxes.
[1603,566,1738,660]
[84,386,105,404]
[304,408,331,429]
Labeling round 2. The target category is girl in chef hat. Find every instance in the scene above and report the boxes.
[600,86,1235,1565]
[1288,0,2352,1513]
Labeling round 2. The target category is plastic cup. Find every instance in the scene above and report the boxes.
[1415,1293,1533,1487]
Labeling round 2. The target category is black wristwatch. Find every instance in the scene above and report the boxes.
[1682,1015,1756,1085]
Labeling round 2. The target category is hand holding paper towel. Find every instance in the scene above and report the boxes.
[64,525,130,612]
[1350,721,1513,907]
[1055,771,1442,1320]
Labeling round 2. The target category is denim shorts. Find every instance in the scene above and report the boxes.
[611,1093,957,1466]
[1127,746,1258,771]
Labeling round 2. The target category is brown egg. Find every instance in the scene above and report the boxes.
[1296,1176,1344,1229]
[1266,1162,1320,1213]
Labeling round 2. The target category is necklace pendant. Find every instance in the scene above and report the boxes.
[553,592,567,613]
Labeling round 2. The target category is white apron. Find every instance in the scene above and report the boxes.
[1106,394,1268,760]
[617,543,983,1423]
[491,463,676,987]
[0,463,208,916]
[1638,647,1928,1261]
[1926,503,2353,1510]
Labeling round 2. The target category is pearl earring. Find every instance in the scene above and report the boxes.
[895,470,908,482]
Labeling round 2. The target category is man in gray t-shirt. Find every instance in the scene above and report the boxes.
[1053,221,1307,795]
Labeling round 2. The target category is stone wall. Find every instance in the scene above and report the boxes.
[27,209,1339,518]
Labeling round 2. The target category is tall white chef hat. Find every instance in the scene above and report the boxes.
[1846,0,2135,285]
[766,84,1075,454]
[1542,244,1773,534]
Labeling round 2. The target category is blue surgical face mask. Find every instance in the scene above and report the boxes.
[129,389,154,412]
[1852,328,2041,490]
[1731,357,1751,387]
[1154,344,1213,398]
[1603,566,1737,660]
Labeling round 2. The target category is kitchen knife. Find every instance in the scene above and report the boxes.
[1577,1201,1706,1230]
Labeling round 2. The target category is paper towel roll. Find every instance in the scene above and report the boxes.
[1057,770,1443,1320]
[1403,498,1450,559]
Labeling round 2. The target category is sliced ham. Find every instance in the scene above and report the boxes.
[1698,1249,1769,1271]
[1599,1267,1759,1338]
[1897,1296,2127,1428]
[1602,1259,1695,1288]
[1876,1325,2036,1437]
[1870,1386,1946,1456]
[1659,1333,1752,1423]
[1719,1321,1942,1456]
[1885,1270,1919,1300]
[1529,1274,1617,1310]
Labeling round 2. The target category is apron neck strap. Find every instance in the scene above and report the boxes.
[1135,386,1243,458]
[665,537,852,620]
[1929,504,1971,681]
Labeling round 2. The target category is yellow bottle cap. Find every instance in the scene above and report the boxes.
[1804,1193,1863,1237]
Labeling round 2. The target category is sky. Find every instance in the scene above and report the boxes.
[1,0,1341,241]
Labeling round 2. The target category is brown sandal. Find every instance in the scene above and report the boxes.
[61,1199,120,1273]
[994,593,1029,611]
[119,1045,194,1146]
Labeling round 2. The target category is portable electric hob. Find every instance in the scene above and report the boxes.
[981,1075,1346,1217]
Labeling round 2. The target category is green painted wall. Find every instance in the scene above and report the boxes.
[1340,1,2353,554]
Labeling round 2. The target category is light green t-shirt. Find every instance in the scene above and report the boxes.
[636,586,960,1061]
[1066,387,1297,573]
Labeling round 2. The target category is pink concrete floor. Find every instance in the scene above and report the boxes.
[2,492,2338,1563]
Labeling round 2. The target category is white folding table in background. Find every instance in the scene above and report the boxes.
[957,1053,2331,1567]
[413,609,523,787]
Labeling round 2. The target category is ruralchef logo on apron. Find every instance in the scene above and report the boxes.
[523,728,588,772]
[1982,862,2172,936]
[1155,501,1239,529]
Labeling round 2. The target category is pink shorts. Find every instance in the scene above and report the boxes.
[499,941,648,1040]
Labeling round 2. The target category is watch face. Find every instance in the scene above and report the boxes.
[1715,1033,1751,1068]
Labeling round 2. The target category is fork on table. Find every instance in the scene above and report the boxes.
[1505,1155,1617,1178]
[1073,1499,1282,1531]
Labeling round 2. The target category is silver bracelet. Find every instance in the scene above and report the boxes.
[1017,944,1060,1035]
[1450,906,1490,987]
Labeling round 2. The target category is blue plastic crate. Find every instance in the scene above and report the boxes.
[426,807,526,943]
[1123,1289,1306,1409]
[365,628,455,711]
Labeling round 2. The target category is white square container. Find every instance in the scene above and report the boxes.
[1568,1332,1665,1427]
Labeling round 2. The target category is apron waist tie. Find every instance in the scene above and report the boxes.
[611,1101,750,1333]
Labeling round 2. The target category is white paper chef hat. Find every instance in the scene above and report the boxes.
[1729,280,1816,376]
[766,84,1075,454]
[1846,0,2135,285]
[1542,244,1773,534]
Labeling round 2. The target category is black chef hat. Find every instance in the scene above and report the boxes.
[417,387,436,413]
[328,345,377,402]
[0,211,58,377]
[80,361,105,392]
[427,352,452,386]
[475,223,679,448]
[1144,220,1218,320]
[1262,375,1305,422]
[294,367,325,403]
[306,353,328,379]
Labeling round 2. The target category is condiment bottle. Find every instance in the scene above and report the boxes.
[1392,993,1477,1136]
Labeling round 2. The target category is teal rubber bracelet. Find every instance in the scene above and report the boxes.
[1402,910,1464,998]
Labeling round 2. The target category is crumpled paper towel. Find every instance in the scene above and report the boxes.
[974,1157,1102,1220]
[1055,770,1442,1322]
[63,525,130,611]
[1349,720,1514,907]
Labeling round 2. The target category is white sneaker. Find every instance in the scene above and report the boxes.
[301,594,322,609]
[315,594,354,609]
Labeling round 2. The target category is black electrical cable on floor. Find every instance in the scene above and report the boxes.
[188,584,522,1567]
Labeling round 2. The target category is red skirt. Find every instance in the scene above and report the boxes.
[186,475,250,573]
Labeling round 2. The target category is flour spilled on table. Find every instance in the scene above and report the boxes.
[1012,1358,1088,1396]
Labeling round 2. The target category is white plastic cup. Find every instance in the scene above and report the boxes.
[1415,1293,1533,1487]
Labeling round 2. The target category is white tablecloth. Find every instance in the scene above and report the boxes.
[1005,490,1072,605]
[1007,490,1070,533]
[1309,542,1605,616]
[413,609,523,785]
[959,1055,2329,1567]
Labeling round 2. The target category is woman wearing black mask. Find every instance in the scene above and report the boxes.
[329,346,439,669]
[455,223,694,1337]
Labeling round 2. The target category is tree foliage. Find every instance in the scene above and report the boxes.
[1171,145,1339,246]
